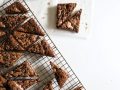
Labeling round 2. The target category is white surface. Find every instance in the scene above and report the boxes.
[1,0,120,90]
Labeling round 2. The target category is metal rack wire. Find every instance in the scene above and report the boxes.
[0,0,85,90]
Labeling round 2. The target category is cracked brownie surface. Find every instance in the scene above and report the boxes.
[50,62,69,88]
[13,31,39,49]
[16,18,45,36]
[5,2,27,14]
[60,9,82,33]
[57,3,76,27]
[43,81,53,90]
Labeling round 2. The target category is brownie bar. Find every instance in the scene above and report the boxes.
[5,2,27,14]
[43,81,53,90]
[0,30,6,40]
[5,61,39,89]
[27,39,55,57]
[57,3,76,27]
[7,81,24,90]
[1,15,27,30]
[5,35,24,51]
[60,9,82,33]
[50,62,69,88]
[16,18,45,36]
[0,52,22,67]
[13,31,39,49]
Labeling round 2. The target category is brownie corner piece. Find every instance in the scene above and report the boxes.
[60,9,82,33]
[5,2,28,14]
[50,62,69,88]
[56,3,77,27]
[43,81,53,90]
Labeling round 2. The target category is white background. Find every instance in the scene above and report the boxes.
[1,0,120,90]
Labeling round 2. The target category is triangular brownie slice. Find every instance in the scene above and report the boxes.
[57,3,76,27]
[60,9,82,33]
[16,18,45,36]
[13,31,39,49]
[50,62,69,88]
[43,81,53,90]
[27,39,55,57]
[1,15,27,30]
[5,61,39,89]
[0,30,6,39]
[0,51,22,67]
[5,35,24,51]
[5,2,27,14]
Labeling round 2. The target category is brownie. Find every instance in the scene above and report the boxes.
[41,39,55,57]
[27,39,55,57]
[5,2,27,14]
[74,86,83,90]
[5,35,24,51]
[13,31,39,49]
[0,75,6,90]
[56,3,76,27]
[43,81,53,90]
[0,17,5,28]
[60,9,82,33]
[1,15,27,30]
[50,62,69,88]
[0,30,6,39]
[0,41,6,51]
[5,61,39,89]
[16,18,45,36]
[7,81,24,90]
[0,52,22,67]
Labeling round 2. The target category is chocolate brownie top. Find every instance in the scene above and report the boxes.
[50,62,69,88]
[0,52,22,67]
[13,31,39,49]
[1,15,27,30]
[16,18,45,36]
[57,3,76,27]
[5,35,24,51]
[60,9,82,33]
[5,2,27,14]
[43,81,53,90]
[0,30,6,38]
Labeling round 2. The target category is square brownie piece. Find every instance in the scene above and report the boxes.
[5,61,39,89]
[0,52,22,67]
[13,31,39,49]
[56,3,76,27]
[16,18,45,36]
[5,2,27,14]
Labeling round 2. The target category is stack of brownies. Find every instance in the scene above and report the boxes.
[0,1,83,90]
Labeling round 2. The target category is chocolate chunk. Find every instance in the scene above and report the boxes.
[56,3,76,27]
[0,52,22,67]
[5,61,39,89]
[50,62,69,88]
[43,81,53,90]
[13,31,39,49]
[1,15,27,30]
[16,18,45,36]
[60,10,82,33]
[5,2,27,14]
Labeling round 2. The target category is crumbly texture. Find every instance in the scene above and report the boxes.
[13,31,39,49]
[41,39,55,57]
[74,86,83,90]
[0,76,6,90]
[5,35,24,51]
[5,2,27,14]
[60,9,82,33]
[7,81,24,90]
[0,52,22,67]
[1,15,27,30]
[0,41,5,51]
[50,62,69,88]
[0,30,6,39]
[5,61,39,89]
[27,39,55,57]
[43,81,53,90]
[16,18,45,36]
[57,3,76,27]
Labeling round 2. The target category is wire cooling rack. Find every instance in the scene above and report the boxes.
[0,0,86,90]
